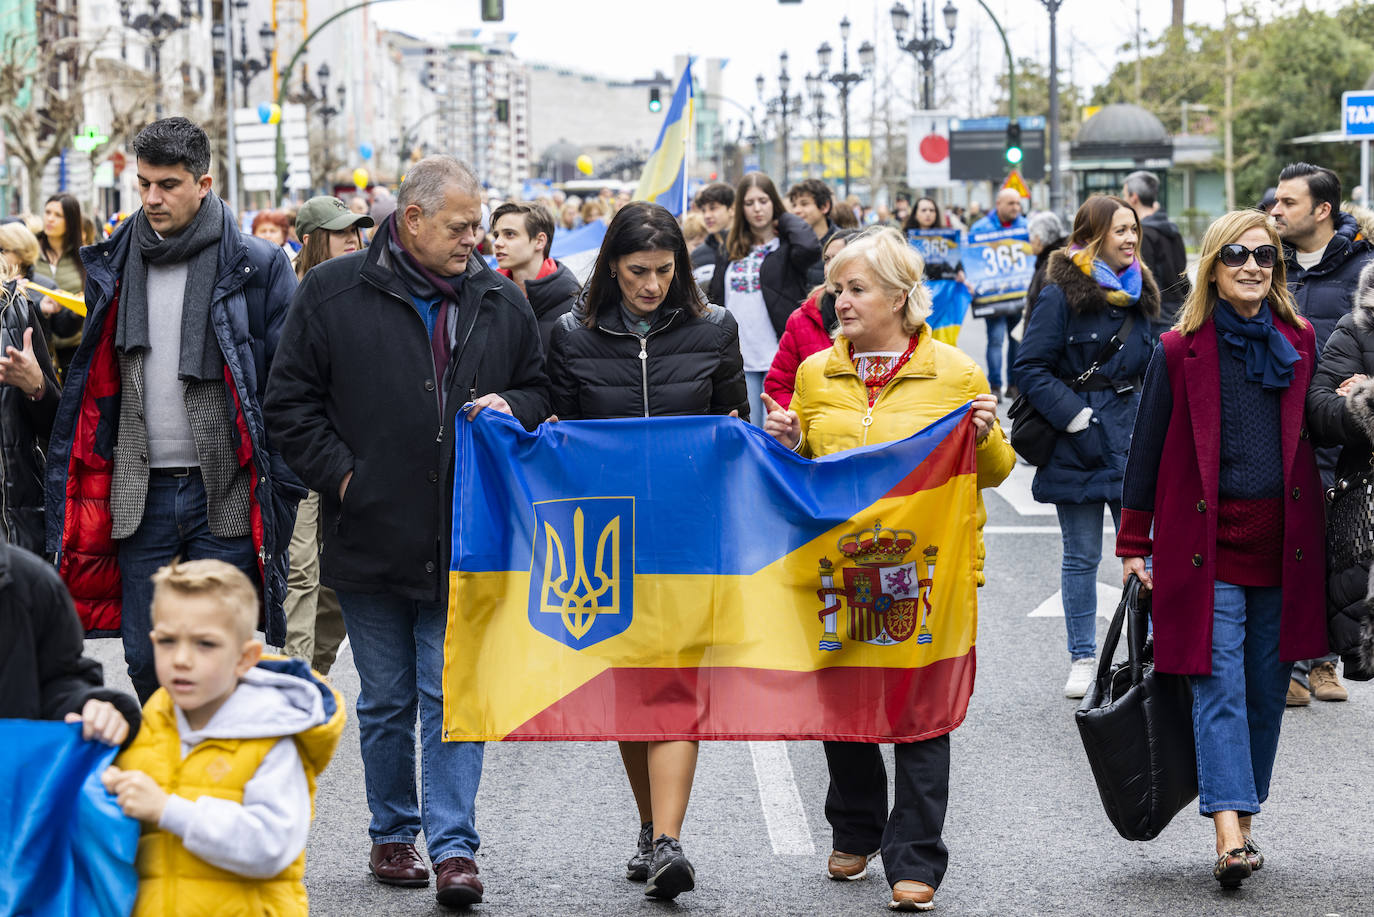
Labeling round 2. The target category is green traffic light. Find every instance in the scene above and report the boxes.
[1005,147,1023,165]
[650,100,662,112]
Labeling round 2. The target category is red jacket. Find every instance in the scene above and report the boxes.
[1116,316,1327,674]
[764,292,833,408]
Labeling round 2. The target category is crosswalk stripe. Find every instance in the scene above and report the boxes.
[748,741,816,856]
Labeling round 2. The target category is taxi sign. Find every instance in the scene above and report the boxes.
[1342,91,1374,137]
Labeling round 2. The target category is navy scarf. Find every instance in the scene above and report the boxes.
[1214,299,1300,390]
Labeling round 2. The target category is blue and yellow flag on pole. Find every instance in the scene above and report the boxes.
[443,408,981,743]
[633,61,693,216]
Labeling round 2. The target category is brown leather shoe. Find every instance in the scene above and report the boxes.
[890,879,936,911]
[435,856,483,909]
[827,849,877,880]
[1309,661,1349,701]
[1286,678,1311,707]
[369,842,429,887]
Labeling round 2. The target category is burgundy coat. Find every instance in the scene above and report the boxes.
[1116,315,1328,674]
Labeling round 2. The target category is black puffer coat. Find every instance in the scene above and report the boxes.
[547,298,747,421]
[1284,209,1374,350]
[0,284,61,553]
[1306,260,1374,679]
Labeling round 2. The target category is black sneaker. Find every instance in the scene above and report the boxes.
[626,821,653,881]
[644,834,695,900]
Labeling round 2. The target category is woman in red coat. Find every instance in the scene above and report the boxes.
[1117,209,1327,889]
[763,230,857,408]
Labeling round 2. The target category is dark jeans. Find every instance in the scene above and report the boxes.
[336,589,484,863]
[823,734,951,889]
[984,314,1020,390]
[116,470,258,703]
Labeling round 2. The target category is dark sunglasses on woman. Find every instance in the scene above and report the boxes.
[1218,243,1278,269]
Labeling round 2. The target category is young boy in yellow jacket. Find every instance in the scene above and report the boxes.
[102,558,346,916]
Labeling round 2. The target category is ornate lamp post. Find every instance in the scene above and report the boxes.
[817,18,874,197]
[756,51,802,187]
[119,0,200,117]
[213,0,275,108]
[891,0,958,110]
[803,72,829,180]
[290,63,346,192]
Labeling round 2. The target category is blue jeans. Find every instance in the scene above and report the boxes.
[1055,501,1121,660]
[743,370,766,427]
[1190,581,1292,816]
[117,471,258,703]
[336,590,484,863]
[984,314,1020,390]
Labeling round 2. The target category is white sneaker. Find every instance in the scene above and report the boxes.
[1063,657,1096,698]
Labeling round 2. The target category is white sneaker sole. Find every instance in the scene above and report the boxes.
[827,851,878,881]
[889,896,935,911]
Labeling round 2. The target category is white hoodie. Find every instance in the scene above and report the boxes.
[156,666,326,878]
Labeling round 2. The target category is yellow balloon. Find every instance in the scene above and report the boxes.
[575,155,593,176]
[267,104,281,125]
[352,168,370,189]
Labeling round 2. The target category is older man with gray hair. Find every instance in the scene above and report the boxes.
[265,155,549,909]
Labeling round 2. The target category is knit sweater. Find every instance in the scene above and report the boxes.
[1122,328,1284,586]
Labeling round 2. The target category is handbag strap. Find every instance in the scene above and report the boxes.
[1070,312,1136,389]
[1092,575,1142,692]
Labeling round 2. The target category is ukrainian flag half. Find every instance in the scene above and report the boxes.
[444,407,981,742]
[633,61,693,216]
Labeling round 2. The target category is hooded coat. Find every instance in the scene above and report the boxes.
[1013,250,1160,505]
[1305,260,1374,679]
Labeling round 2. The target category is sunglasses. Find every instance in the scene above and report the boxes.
[1218,243,1278,269]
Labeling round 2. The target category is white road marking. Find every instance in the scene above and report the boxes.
[338,635,350,657]
[984,525,1113,534]
[988,462,1056,516]
[1027,584,1120,620]
[748,741,816,856]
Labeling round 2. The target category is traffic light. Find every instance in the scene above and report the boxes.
[1004,121,1023,166]
[480,0,503,21]
[648,87,662,113]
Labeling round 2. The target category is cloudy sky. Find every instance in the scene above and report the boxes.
[372,0,1353,132]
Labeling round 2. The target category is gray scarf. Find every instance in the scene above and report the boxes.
[116,193,225,380]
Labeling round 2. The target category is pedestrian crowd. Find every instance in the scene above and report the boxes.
[4,113,1373,914]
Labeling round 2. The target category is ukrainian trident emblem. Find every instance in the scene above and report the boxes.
[528,498,635,650]
[816,522,938,651]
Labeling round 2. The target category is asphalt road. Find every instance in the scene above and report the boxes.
[82,314,1373,916]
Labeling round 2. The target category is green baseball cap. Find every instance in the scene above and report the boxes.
[294,195,375,238]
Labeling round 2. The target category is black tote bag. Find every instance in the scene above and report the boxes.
[1075,575,1198,841]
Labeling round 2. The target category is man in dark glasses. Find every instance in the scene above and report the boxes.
[1272,161,1374,709]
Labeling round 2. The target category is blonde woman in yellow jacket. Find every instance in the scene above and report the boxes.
[761,226,1012,913]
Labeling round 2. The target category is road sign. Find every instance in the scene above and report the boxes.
[1343,91,1374,137]
[908,111,956,187]
[234,105,311,193]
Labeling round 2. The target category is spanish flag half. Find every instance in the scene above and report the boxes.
[632,60,693,216]
[443,406,981,742]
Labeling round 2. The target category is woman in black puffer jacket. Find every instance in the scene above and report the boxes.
[1305,260,1374,680]
[0,243,62,552]
[545,201,745,903]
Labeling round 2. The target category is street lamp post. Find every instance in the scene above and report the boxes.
[1037,0,1065,214]
[293,63,346,193]
[119,0,201,118]
[891,1,958,111]
[803,73,828,180]
[756,52,802,187]
[817,17,875,198]
[219,0,275,108]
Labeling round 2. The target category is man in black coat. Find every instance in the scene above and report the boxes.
[1123,170,1191,329]
[0,540,140,746]
[1273,161,1374,707]
[264,155,549,910]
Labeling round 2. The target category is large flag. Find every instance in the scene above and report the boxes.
[0,722,139,917]
[633,61,693,217]
[443,407,981,742]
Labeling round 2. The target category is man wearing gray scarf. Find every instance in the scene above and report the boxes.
[45,118,300,703]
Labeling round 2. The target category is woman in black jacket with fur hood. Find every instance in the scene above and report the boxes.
[1305,260,1374,680]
